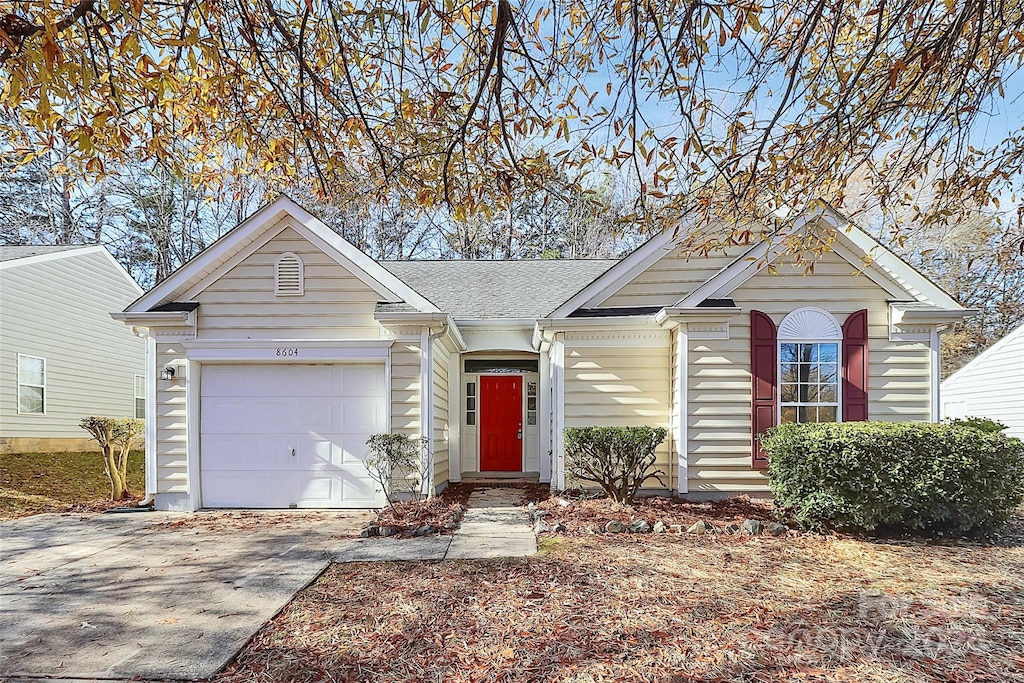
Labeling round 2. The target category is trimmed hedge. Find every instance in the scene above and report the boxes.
[564,426,668,504]
[762,421,1024,534]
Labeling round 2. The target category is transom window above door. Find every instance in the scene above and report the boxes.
[464,358,538,374]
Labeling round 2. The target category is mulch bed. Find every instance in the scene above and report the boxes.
[370,483,475,536]
[216,519,1024,683]
[533,491,778,535]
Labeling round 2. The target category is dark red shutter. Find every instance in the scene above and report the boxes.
[751,310,777,469]
[842,309,869,422]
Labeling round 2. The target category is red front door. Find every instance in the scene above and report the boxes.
[479,375,523,471]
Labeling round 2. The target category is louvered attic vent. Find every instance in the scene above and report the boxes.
[275,252,304,296]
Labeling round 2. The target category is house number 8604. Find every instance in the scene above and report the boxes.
[276,348,299,357]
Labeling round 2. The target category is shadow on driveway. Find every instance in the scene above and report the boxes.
[0,510,371,680]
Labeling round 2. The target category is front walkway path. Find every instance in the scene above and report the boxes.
[332,487,537,562]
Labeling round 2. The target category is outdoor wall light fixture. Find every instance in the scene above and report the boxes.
[160,365,177,381]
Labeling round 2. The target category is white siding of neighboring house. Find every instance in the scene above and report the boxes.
[562,331,673,489]
[597,244,749,309]
[686,251,931,494]
[0,249,145,449]
[942,324,1024,439]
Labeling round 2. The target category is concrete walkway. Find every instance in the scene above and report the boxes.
[332,486,537,562]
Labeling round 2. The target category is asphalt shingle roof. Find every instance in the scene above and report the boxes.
[0,245,86,262]
[381,259,619,319]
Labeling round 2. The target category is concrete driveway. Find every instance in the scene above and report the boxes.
[0,509,372,680]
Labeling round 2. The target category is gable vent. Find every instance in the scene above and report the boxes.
[275,252,304,296]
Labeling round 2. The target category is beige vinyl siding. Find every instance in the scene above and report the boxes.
[194,227,381,340]
[432,340,451,488]
[686,251,931,494]
[0,250,145,444]
[599,244,747,308]
[154,343,188,494]
[391,340,422,439]
[563,336,672,488]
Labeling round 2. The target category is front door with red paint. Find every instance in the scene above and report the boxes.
[479,375,523,471]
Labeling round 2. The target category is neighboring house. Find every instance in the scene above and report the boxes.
[1,245,146,453]
[941,324,1024,439]
[115,196,970,511]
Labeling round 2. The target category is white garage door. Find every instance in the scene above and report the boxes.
[200,363,386,508]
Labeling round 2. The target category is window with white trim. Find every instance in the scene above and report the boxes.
[275,252,304,296]
[134,374,146,419]
[779,343,839,423]
[778,307,842,425]
[17,354,45,414]
[465,382,476,426]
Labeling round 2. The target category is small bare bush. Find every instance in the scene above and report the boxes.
[79,416,143,500]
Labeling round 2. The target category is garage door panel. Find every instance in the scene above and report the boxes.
[200,363,386,508]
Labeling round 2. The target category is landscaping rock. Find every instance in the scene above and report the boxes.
[767,522,788,537]
[552,522,567,533]
[724,523,741,534]
[670,524,684,534]
[629,519,651,534]
[687,520,709,535]
[555,497,571,508]
[605,520,627,533]
[531,509,552,521]
[653,520,668,534]
[527,502,537,511]
[534,520,550,535]
[444,521,460,531]
[412,525,436,537]
[359,525,379,538]
[741,519,764,535]
[378,526,398,537]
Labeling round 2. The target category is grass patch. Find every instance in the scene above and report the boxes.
[0,451,144,520]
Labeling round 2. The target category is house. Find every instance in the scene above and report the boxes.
[941,324,1024,439]
[1,245,146,453]
[114,196,970,511]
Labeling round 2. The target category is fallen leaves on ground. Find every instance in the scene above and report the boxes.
[373,484,474,535]
[217,515,1024,683]
[535,493,777,535]
[0,451,145,520]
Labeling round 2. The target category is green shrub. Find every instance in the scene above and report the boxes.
[762,421,1024,535]
[564,426,668,504]
[944,416,1008,434]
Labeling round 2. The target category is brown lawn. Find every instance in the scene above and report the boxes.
[217,511,1024,683]
[0,451,145,519]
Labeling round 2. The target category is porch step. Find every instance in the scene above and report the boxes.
[460,472,541,487]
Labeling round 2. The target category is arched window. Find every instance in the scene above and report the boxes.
[275,252,304,296]
[777,307,842,424]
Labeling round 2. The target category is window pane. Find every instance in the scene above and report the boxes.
[466,383,475,396]
[466,412,475,426]
[780,363,799,384]
[527,411,537,426]
[780,344,798,363]
[464,359,538,373]
[799,383,819,402]
[527,397,537,411]
[818,344,839,363]
[781,383,798,402]
[818,364,838,383]
[19,356,44,385]
[135,398,146,419]
[19,386,44,413]
[135,375,146,397]
[818,384,837,402]
[527,382,537,397]
[803,365,820,383]
[781,406,797,424]
[797,406,811,423]
[798,344,815,363]
[818,406,837,422]
[466,397,476,411]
